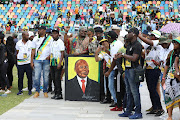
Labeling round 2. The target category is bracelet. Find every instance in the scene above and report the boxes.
[162,78,165,80]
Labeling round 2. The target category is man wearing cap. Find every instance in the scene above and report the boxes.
[95,39,111,104]
[64,26,89,55]
[105,31,124,109]
[50,29,64,100]
[138,30,165,116]
[31,26,53,98]
[115,28,143,119]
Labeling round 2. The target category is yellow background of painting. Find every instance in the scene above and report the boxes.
[68,57,99,82]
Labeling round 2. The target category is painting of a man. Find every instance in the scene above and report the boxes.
[65,59,100,101]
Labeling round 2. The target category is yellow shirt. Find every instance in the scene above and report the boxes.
[136,6,142,12]
[58,23,64,28]
[156,12,161,19]
[23,26,28,31]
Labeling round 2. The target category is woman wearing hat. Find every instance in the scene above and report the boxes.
[162,37,180,120]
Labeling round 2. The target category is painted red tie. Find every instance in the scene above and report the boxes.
[81,80,85,94]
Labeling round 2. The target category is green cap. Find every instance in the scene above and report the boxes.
[158,36,172,44]
[173,36,180,44]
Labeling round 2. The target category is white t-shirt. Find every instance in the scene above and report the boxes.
[98,6,103,12]
[74,24,80,31]
[40,19,44,24]
[142,40,162,69]
[110,40,124,69]
[30,24,35,29]
[127,2,132,9]
[89,18,94,24]
[32,35,53,60]
[16,40,32,65]
[50,39,65,66]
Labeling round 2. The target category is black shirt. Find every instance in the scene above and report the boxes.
[125,40,142,69]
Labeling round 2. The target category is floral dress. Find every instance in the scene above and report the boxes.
[165,51,180,110]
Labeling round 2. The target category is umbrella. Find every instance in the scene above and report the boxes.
[159,23,180,33]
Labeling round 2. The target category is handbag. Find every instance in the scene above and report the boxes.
[134,65,145,83]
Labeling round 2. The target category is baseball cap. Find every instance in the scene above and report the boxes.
[158,36,172,44]
[99,39,108,45]
[52,29,59,34]
[28,31,34,38]
[94,27,103,33]
[128,27,139,36]
[46,28,52,33]
[150,30,161,38]
[107,31,118,39]
[38,26,46,30]
[172,36,180,44]
[142,30,149,35]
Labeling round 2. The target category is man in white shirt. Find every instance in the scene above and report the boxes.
[31,26,53,98]
[16,32,32,95]
[50,29,65,100]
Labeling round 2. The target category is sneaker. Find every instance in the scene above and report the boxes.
[44,92,48,98]
[31,88,36,92]
[5,90,11,94]
[110,106,123,111]
[155,109,165,117]
[146,109,158,114]
[118,112,132,117]
[17,91,23,95]
[146,107,153,112]
[129,113,143,119]
[22,87,28,91]
[33,92,39,98]
[28,91,32,95]
[0,90,5,93]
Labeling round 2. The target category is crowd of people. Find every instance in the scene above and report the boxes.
[0,0,180,120]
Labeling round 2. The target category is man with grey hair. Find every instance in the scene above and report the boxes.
[64,26,89,55]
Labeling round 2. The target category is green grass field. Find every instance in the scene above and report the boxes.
[0,67,33,115]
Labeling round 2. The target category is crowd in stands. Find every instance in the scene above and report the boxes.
[0,0,180,120]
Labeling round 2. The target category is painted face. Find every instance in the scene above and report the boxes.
[75,60,89,78]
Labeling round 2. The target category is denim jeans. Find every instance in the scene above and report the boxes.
[34,60,50,93]
[108,70,117,103]
[124,68,141,114]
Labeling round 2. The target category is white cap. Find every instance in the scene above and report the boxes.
[28,31,34,38]
[111,25,121,30]
[151,30,161,38]
[120,30,128,37]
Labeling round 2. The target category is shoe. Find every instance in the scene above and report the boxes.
[155,109,165,117]
[146,109,158,114]
[31,88,36,92]
[51,95,56,99]
[48,88,52,93]
[22,87,28,91]
[100,98,111,104]
[17,91,23,95]
[109,102,117,107]
[110,106,123,111]
[129,113,143,119]
[28,91,32,95]
[118,112,132,117]
[146,107,153,112]
[51,91,55,94]
[44,92,48,98]
[55,94,63,100]
[0,90,5,93]
[5,90,11,94]
[33,92,39,98]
